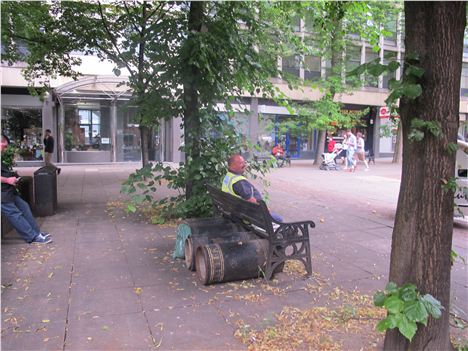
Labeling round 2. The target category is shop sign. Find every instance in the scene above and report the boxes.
[379,106,400,119]
[379,106,390,118]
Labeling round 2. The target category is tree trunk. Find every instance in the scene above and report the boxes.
[313,2,344,167]
[140,125,150,167]
[392,121,402,164]
[182,1,204,200]
[313,130,326,165]
[384,2,465,350]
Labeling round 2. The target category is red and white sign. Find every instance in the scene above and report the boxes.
[379,106,400,119]
[379,106,390,119]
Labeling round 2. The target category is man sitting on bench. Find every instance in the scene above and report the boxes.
[222,154,283,222]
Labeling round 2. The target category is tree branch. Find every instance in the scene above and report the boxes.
[96,1,134,75]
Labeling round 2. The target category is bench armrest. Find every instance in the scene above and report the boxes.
[274,219,316,229]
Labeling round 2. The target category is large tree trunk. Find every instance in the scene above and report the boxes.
[140,125,150,167]
[313,130,326,165]
[182,1,204,200]
[313,2,344,167]
[384,2,465,350]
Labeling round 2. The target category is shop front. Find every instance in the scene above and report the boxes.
[54,76,161,163]
[1,90,45,164]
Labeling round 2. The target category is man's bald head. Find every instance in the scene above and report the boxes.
[228,154,246,175]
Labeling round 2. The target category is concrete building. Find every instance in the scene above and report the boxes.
[2,17,468,165]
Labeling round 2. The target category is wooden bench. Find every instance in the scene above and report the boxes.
[206,184,315,280]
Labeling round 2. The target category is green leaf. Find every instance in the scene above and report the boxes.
[133,195,146,203]
[127,204,137,213]
[403,300,428,323]
[367,63,387,77]
[376,314,398,332]
[409,129,425,142]
[400,284,417,301]
[401,83,422,99]
[376,317,391,332]
[387,61,400,72]
[384,295,404,314]
[373,291,386,307]
[396,314,417,341]
[421,294,443,319]
[385,282,398,294]
[405,65,425,78]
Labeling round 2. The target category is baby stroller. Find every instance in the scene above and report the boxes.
[319,148,340,171]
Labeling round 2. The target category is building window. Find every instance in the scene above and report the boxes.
[304,55,321,81]
[116,103,142,161]
[382,51,397,89]
[461,63,468,98]
[78,109,101,146]
[383,15,398,44]
[303,37,321,81]
[345,45,361,85]
[364,48,380,88]
[64,104,111,151]
[282,55,301,78]
[1,107,43,161]
[464,37,468,58]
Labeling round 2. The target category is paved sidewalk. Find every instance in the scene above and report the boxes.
[1,160,467,350]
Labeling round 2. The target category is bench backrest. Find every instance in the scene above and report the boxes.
[206,184,273,238]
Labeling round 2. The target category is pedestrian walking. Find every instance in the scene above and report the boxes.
[346,129,357,172]
[356,132,370,171]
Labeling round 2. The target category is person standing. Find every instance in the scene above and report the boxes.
[43,129,61,174]
[1,135,52,244]
[346,129,357,172]
[356,132,370,171]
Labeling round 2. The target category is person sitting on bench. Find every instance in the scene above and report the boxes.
[222,154,283,222]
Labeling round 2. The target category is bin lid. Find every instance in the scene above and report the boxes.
[34,165,58,175]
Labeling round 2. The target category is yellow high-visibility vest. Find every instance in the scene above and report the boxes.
[221,171,247,198]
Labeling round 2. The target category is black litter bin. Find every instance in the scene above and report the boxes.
[34,166,58,217]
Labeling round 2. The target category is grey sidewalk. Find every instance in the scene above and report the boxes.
[1,160,467,350]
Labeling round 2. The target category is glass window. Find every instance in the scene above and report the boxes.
[116,102,142,162]
[383,51,397,89]
[304,55,321,81]
[464,36,468,58]
[1,107,43,161]
[282,55,301,78]
[461,63,468,98]
[304,37,321,81]
[324,59,332,79]
[64,103,111,151]
[345,45,361,84]
[384,16,398,42]
[364,48,379,88]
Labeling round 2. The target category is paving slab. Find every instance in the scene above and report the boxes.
[2,161,466,350]
[65,312,154,350]
[146,305,243,350]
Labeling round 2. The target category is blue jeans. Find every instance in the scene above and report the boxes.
[1,196,40,243]
[270,211,283,223]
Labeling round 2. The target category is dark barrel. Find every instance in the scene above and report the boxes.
[195,239,269,285]
[34,166,58,217]
[184,231,254,271]
[173,217,244,259]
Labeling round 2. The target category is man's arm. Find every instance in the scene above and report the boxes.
[1,176,17,185]
[232,180,259,203]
